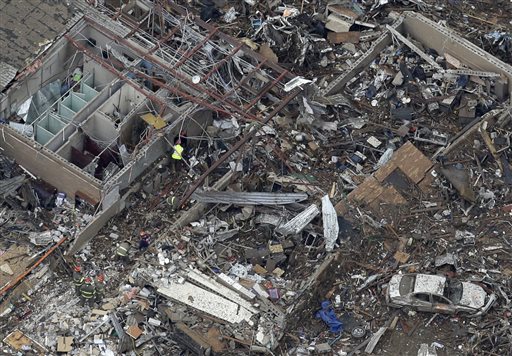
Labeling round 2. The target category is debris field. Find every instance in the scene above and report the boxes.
[0,0,511,355]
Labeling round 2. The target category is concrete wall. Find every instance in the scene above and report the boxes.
[402,13,512,100]
[106,135,167,191]
[66,197,124,256]
[0,38,75,118]
[98,83,145,117]
[118,105,150,146]
[323,13,512,100]
[322,30,394,96]
[45,75,123,152]
[55,130,85,161]
[84,56,119,90]
[0,126,102,202]
[81,112,119,143]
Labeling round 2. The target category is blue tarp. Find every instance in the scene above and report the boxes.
[315,301,343,333]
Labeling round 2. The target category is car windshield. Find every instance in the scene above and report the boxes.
[399,275,416,295]
[444,279,463,303]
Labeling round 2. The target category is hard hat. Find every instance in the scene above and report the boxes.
[84,277,92,283]
[74,265,82,272]
[97,274,104,282]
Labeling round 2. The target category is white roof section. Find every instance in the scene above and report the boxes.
[413,274,446,295]
[459,282,486,309]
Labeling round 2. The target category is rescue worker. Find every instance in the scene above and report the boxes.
[116,240,131,261]
[73,265,84,296]
[139,231,151,251]
[170,136,184,173]
[71,67,82,92]
[166,195,179,211]
[72,67,82,84]
[95,274,106,304]
[80,277,96,307]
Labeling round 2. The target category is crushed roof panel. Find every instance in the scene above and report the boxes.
[374,141,433,184]
[0,0,71,69]
[0,61,17,91]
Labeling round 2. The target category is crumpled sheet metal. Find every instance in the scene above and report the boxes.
[191,191,308,205]
[276,204,320,236]
[321,195,339,252]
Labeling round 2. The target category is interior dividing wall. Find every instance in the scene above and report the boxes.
[81,112,119,143]
[0,126,102,202]
[0,37,76,118]
[98,84,145,120]
[44,60,121,152]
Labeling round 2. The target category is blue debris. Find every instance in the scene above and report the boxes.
[456,75,469,88]
[365,84,377,99]
[316,301,343,333]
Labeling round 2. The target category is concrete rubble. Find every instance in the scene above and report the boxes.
[0,0,511,355]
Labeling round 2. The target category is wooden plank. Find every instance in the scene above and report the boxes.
[364,326,387,353]
[3,330,47,354]
[176,322,212,352]
[327,31,361,44]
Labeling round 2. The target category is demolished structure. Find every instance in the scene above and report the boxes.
[1,0,511,355]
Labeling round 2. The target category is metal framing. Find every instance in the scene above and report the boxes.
[66,3,301,205]
[81,3,294,123]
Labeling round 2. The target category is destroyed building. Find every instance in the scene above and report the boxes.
[0,1,297,254]
[1,0,511,355]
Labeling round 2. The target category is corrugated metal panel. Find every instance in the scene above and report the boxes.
[192,191,308,205]
[322,195,339,251]
[276,204,319,236]
[255,213,284,226]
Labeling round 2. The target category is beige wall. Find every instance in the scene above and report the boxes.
[323,13,512,100]
[0,126,102,203]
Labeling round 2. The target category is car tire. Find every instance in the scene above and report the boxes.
[351,327,366,339]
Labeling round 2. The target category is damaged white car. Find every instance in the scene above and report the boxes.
[386,273,496,316]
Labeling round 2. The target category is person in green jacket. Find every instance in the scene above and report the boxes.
[80,277,96,307]
[116,240,131,262]
[73,265,84,296]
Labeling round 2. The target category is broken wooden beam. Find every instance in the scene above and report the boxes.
[327,31,361,44]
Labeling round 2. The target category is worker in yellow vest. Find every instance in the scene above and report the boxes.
[171,136,184,173]
[116,240,131,262]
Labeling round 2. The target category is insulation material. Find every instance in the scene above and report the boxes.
[321,195,339,252]
[191,191,308,205]
[157,281,255,324]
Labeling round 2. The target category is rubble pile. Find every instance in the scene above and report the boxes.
[1,0,511,355]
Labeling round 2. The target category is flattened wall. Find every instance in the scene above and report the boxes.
[322,12,512,101]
